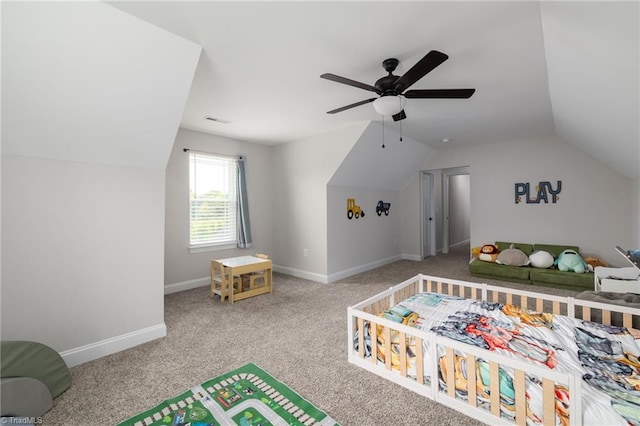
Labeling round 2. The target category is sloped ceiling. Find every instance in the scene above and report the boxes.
[107,1,638,178]
[6,2,636,178]
[2,1,201,170]
[540,2,639,179]
[329,122,436,191]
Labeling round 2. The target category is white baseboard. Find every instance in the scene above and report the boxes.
[450,239,471,249]
[327,255,403,283]
[272,264,328,283]
[59,323,166,367]
[164,254,421,290]
[401,253,422,261]
[164,277,209,294]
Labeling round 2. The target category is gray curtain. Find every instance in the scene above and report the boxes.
[237,156,253,248]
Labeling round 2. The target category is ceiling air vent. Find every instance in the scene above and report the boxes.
[204,116,231,124]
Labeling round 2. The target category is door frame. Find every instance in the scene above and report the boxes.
[420,171,436,258]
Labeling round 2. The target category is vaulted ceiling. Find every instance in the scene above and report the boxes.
[72,2,640,178]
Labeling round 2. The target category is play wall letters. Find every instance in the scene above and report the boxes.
[515,180,562,204]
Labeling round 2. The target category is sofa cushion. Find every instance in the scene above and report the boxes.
[533,243,580,258]
[496,241,533,256]
[529,268,593,290]
[469,258,531,283]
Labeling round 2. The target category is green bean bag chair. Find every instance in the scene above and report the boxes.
[1,341,71,417]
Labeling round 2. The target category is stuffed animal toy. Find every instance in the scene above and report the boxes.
[496,244,530,266]
[555,250,588,273]
[478,244,499,262]
[584,256,608,272]
[529,250,554,269]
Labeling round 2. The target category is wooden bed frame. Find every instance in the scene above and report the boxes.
[347,274,640,426]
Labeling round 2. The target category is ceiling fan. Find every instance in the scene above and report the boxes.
[321,50,475,122]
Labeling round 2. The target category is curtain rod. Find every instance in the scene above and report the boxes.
[182,148,244,160]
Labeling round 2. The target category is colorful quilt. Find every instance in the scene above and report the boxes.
[117,363,338,426]
[355,293,640,426]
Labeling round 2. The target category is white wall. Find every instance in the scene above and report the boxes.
[424,135,633,265]
[2,156,166,360]
[398,173,422,259]
[271,123,368,281]
[164,129,274,292]
[327,186,401,281]
[449,174,471,246]
[633,177,640,248]
[1,1,200,366]
[324,122,436,280]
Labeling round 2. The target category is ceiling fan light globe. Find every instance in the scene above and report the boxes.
[373,95,406,116]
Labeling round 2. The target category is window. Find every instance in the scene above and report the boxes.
[189,152,238,248]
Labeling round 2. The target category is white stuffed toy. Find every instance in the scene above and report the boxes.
[529,250,554,269]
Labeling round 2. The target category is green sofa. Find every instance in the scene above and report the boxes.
[469,241,594,291]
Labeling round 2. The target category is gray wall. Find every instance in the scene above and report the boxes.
[271,123,367,281]
[448,174,471,247]
[2,156,165,351]
[634,178,640,248]
[423,135,634,265]
[1,2,200,366]
[327,186,401,280]
[164,129,274,291]
[325,122,436,279]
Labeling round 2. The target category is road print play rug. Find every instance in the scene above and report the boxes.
[117,363,339,426]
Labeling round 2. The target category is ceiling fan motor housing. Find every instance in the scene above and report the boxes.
[382,58,399,73]
[376,58,401,95]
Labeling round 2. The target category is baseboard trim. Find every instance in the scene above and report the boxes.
[59,323,166,367]
[165,277,209,294]
[272,264,328,283]
[450,239,471,249]
[327,255,402,283]
[401,253,422,261]
[164,255,421,290]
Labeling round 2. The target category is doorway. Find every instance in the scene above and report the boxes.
[421,166,470,257]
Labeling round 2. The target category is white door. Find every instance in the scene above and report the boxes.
[421,171,436,258]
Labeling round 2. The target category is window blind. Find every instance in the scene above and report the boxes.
[189,152,237,247]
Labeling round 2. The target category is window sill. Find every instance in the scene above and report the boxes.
[189,243,237,254]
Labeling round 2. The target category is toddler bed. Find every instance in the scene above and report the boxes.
[347,274,640,425]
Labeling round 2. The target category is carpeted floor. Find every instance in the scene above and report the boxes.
[43,244,580,425]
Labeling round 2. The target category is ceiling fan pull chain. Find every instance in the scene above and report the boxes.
[381,116,385,148]
[399,120,403,142]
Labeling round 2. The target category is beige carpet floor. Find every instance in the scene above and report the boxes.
[43,244,581,425]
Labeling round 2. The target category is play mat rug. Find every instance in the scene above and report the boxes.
[117,363,339,426]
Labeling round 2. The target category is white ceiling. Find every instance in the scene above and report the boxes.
[108,1,639,177]
[3,1,201,170]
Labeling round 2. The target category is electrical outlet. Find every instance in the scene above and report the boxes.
[304,248,308,257]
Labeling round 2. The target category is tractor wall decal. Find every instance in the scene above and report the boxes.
[346,198,364,219]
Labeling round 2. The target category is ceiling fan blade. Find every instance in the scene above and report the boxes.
[320,73,379,93]
[327,98,377,114]
[394,50,449,93]
[404,88,475,99]
[392,110,407,122]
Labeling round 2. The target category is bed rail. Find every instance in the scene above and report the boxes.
[432,334,580,426]
[347,274,640,426]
